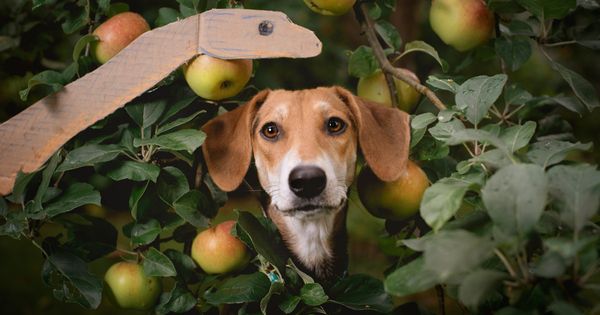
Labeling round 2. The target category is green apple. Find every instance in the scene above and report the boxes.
[357,160,429,221]
[429,0,494,52]
[191,220,251,274]
[357,70,421,112]
[303,0,357,16]
[104,261,161,310]
[183,55,252,101]
[92,12,150,64]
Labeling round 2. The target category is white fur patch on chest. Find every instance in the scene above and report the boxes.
[281,211,336,269]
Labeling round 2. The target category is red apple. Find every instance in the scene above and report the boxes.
[92,12,150,64]
[191,220,251,274]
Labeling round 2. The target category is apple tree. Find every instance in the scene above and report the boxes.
[1,0,600,314]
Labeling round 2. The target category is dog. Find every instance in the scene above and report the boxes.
[201,86,410,283]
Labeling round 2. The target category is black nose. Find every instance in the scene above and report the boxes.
[288,166,327,198]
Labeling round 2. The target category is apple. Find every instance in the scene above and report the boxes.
[191,220,251,274]
[429,0,494,52]
[303,0,357,16]
[104,261,161,310]
[92,12,150,64]
[357,70,421,112]
[183,55,253,101]
[357,160,429,221]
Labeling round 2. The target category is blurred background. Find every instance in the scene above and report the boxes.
[1,0,599,314]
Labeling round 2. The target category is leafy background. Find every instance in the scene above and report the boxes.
[1,0,600,314]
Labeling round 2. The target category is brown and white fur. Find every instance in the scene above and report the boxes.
[201,87,410,283]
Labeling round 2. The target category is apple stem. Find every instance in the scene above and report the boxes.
[354,3,448,111]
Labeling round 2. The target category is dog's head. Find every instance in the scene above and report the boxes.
[201,87,410,219]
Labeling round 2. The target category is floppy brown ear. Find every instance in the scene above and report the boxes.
[332,86,410,182]
[201,90,270,191]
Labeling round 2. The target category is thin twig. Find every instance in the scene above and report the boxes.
[544,40,576,47]
[353,3,447,111]
[495,248,518,279]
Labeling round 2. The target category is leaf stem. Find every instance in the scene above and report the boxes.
[495,248,519,279]
[353,3,447,111]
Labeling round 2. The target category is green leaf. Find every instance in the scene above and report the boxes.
[19,70,65,101]
[126,99,167,129]
[236,211,288,274]
[59,214,117,261]
[348,46,379,78]
[108,2,129,17]
[424,230,494,281]
[384,257,438,297]
[156,282,196,315]
[157,110,205,135]
[164,249,198,284]
[420,177,472,231]
[504,84,533,105]
[428,119,465,142]
[173,190,210,228]
[411,113,437,129]
[42,251,103,309]
[413,136,449,161]
[177,0,201,17]
[158,94,198,125]
[481,164,548,236]
[446,129,511,158]
[527,140,592,168]
[550,61,600,111]
[548,301,584,315]
[426,76,459,93]
[131,219,161,246]
[400,41,448,72]
[458,269,506,309]
[300,283,328,306]
[7,171,37,204]
[134,129,206,154]
[34,152,61,213]
[157,166,190,205]
[278,294,302,314]
[72,34,98,62]
[329,274,393,313]
[105,161,160,182]
[143,247,177,277]
[0,197,6,218]
[515,0,576,19]
[260,281,285,315]
[97,0,111,14]
[0,211,27,239]
[57,144,123,172]
[552,96,587,115]
[456,74,508,125]
[499,121,536,152]
[495,37,532,72]
[547,164,600,233]
[531,251,567,278]
[374,21,402,51]
[204,272,270,305]
[44,183,101,218]
[155,7,181,27]
[61,7,90,34]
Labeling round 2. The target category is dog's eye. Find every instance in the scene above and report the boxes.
[260,122,280,140]
[326,117,346,135]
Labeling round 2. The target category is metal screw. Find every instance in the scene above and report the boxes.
[258,20,274,36]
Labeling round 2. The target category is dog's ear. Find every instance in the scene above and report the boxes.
[201,90,270,191]
[332,86,410,182]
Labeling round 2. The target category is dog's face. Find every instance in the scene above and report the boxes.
[251,90,357,218]
[202,86,410,218]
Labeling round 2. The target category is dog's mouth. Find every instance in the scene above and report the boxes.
[276,198,346,216]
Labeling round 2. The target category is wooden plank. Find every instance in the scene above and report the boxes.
[0,9,321,196]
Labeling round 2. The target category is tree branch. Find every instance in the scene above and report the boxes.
[354,3,447,111]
